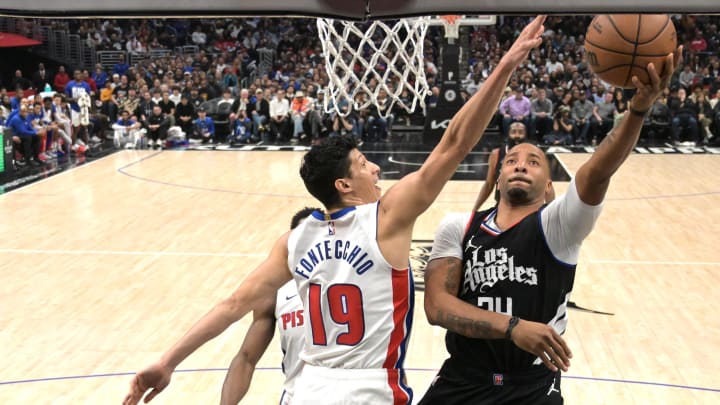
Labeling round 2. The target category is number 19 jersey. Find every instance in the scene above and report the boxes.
[287,203,414,372]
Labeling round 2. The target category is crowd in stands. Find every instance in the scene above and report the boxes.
[461,15,720,146]
[1,14,719,167]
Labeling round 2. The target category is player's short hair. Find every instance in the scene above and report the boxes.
[300,136,358,209]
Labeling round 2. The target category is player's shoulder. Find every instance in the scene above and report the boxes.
[438,211,473,232]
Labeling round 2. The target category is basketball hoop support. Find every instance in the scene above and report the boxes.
[431,15,497,44]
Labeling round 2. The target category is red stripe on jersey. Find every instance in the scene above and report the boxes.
[386,368,410,405]
[383,268,409,369]
[463,211,476,237]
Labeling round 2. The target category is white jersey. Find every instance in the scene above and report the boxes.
[287,203,413,399]
[275,280,305,401]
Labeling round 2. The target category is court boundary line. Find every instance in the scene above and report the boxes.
[1,367,718,394]
[0,150,121,197]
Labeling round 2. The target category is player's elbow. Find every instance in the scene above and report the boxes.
[423,293,444,326]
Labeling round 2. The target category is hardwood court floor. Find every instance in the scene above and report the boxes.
[0,150,718,404]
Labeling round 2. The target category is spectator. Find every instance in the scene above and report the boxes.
[10,88,25,111]
[113,109,144,148]
[157,91,176,126]
[251,88,270,139]
[269,88,290,141]
[174,94,196,137]
[289,90,322,143]
[499,86,531,136]
[113,53,130,76]
[191,26,207,46]
[7,105,43,166]
[145,104,170,148]
[193,107,215,143]
[32,63,52,92]
[366,89,395,141]
[10,70,31,91]
[530,87,553,141]
[695,91,713,143]
[92,65,109,89]
[571,91,594,144]
[668,87,700,145]
[678,64,696,91]
[82,69,98,97]
[689,30,708,53]
[592,92,617,144]
[543,105,574,145]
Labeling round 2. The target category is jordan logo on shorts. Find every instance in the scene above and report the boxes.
[493,374,503,386]
[547,377,559,395]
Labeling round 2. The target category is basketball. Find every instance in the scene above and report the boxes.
[584,14,676,89]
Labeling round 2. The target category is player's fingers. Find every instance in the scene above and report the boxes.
[123,378,139,404]
[673,45,683,70]
[547,339,570,371]
[542,344,566,372]
[646,63,661,89]
[122,393,138,405]
[144,388,160,403]
[522,15,545,37]
[630,75,646,91]
[538,349,559,372]
[553,330,573,359]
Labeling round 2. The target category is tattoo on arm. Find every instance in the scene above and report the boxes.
[435,309,493,338]
[443,258,461,294]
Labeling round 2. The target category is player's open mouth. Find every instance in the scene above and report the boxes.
[509,177,531,184]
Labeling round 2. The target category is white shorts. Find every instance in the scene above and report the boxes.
[71,109,81,127]
[292,365,412,405]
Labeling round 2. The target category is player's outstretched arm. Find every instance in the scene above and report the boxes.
[575,47,681,205]
[380,16,547,228]
[220,294,276,405]
[424,256,571,372]
[122,233,293,405]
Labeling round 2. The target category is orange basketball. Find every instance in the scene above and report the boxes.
[584,14,676,89]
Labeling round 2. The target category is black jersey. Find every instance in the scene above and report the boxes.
[445,207,575,374]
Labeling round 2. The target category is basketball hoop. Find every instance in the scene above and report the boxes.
[316,17,431,119]
[439,15,462,40]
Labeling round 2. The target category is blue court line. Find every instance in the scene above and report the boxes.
[1,367,718,394]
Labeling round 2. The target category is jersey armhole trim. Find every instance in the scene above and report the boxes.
[462,211,476,239]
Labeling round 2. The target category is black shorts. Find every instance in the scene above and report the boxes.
[417,359,563,405]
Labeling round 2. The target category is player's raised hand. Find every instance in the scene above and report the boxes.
[631,45,683,111]
[122,363,172,405]
[509,319,572,372]
[502,16,547,67]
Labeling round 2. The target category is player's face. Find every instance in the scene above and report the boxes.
[346,148,382,203]
[508,125,527,146]
[498,143,550,205]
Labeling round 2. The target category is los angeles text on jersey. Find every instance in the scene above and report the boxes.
[464,246,538,294]
[294,239,374,279]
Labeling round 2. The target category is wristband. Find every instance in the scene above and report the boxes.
[629,106,649,117]
[505,316,519,340]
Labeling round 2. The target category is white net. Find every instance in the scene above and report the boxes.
[316,17,431,119]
